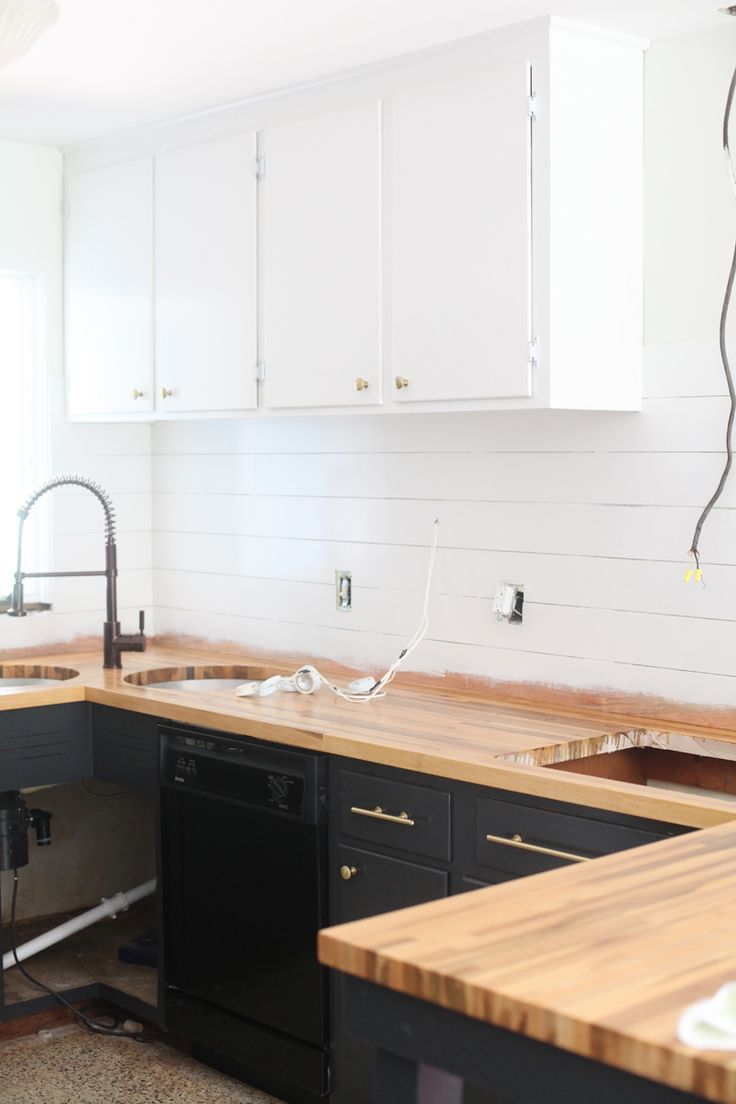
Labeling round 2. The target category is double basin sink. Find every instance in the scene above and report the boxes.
[0,664,254,694]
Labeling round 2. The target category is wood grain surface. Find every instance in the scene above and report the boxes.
[318,821,736,1104]
[1,645,736,827]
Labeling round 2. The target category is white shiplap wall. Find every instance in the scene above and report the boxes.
[150,23,736,708]
[150,341,735,707]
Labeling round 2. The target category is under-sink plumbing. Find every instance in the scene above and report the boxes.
[8,474,146,669]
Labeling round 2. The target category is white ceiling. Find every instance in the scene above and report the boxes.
[0,0,731,147]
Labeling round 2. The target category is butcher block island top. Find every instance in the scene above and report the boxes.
[1,644,736,826]
[318,821,736,1104]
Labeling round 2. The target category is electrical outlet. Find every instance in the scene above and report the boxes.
[493,583,524,624]
[335,570,352,611]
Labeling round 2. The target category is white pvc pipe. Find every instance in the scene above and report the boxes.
[3,878,156,972]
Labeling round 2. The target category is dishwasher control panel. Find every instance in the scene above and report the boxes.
[162,731,306,816]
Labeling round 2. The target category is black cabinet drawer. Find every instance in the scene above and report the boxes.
[475,795,671,875]
[338,769,451,861]
[0,703,90,790]
[335,844,448,923]
[91,705,159,791]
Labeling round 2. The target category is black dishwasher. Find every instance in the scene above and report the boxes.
[160,725,329,1103]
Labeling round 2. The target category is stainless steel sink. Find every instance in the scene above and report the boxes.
[124,665,269,693]
[0,665,79,694]
[147,677,248,692]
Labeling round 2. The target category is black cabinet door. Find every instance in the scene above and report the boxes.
[0,703,90,790]
[331,844,448,1104]
[335,845,448,924]
[91,705,159,791]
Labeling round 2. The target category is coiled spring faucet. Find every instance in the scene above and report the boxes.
[8,474,146,669]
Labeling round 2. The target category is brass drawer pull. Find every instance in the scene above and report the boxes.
[485,832,590,863]
[350,805,415,827]
[340,865,359,881]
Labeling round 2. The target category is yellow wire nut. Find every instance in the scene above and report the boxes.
[695,569,703,583]
[684,568,694,583]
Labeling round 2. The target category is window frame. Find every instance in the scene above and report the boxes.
[0,269,51,613]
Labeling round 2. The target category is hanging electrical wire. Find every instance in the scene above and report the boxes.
[686,64,736,582]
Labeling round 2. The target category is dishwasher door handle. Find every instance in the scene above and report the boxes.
[350,805,415,827]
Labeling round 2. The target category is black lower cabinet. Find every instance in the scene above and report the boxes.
[329,761,453,1104]
[0,702,91,790]
[90,705,160,791]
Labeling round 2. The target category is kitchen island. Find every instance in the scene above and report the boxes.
[319,821,736,1103]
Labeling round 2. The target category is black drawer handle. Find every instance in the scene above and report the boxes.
[485,832,590,863]
[350,805,415,827]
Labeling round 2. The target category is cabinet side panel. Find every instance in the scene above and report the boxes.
[548,29,643,411]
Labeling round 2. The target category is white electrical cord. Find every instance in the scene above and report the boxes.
[236,519,440,704]
[321,517,440,703]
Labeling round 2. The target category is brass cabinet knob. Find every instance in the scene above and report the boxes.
[131,388,144,399]
[160,388,173,399]
[394,376,409,390]
[340,865,359,881]
[354,378,369,392]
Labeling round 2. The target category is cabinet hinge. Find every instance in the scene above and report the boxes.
[527,94,538,120]
[254,156,265,179]
[255,361,265,383]
[528,339,539,368]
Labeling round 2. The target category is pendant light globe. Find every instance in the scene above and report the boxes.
[0,0,59,68]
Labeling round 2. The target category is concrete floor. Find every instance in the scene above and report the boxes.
[0,1025,285,1104]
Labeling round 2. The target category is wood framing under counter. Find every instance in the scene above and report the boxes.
[1,644,736,827]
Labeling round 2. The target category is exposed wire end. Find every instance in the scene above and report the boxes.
[687,64,736,572]
[683,552,704,585]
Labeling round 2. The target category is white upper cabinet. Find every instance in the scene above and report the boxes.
[389,62,533,405]
[64,17,644,420]
[155,134,258,414]
[66,157,153,418]
[385,21,644,412]
[262,102,382,410]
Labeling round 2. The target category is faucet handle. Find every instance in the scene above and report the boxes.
[139,610,145,633]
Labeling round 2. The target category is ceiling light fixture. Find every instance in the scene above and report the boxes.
[0,0,58,69]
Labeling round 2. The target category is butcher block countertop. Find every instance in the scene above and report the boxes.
[3,643,736,827]
[319,821,736,1104]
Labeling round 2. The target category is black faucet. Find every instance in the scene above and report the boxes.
[8,474,146,669]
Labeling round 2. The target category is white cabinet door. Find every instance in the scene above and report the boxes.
[263,102,382,410]
[155,134,258,414]
[66,158,153,417]
[389,63,533,404]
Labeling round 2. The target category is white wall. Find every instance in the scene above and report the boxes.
[0,140,153,653]
[150,21,736,708]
